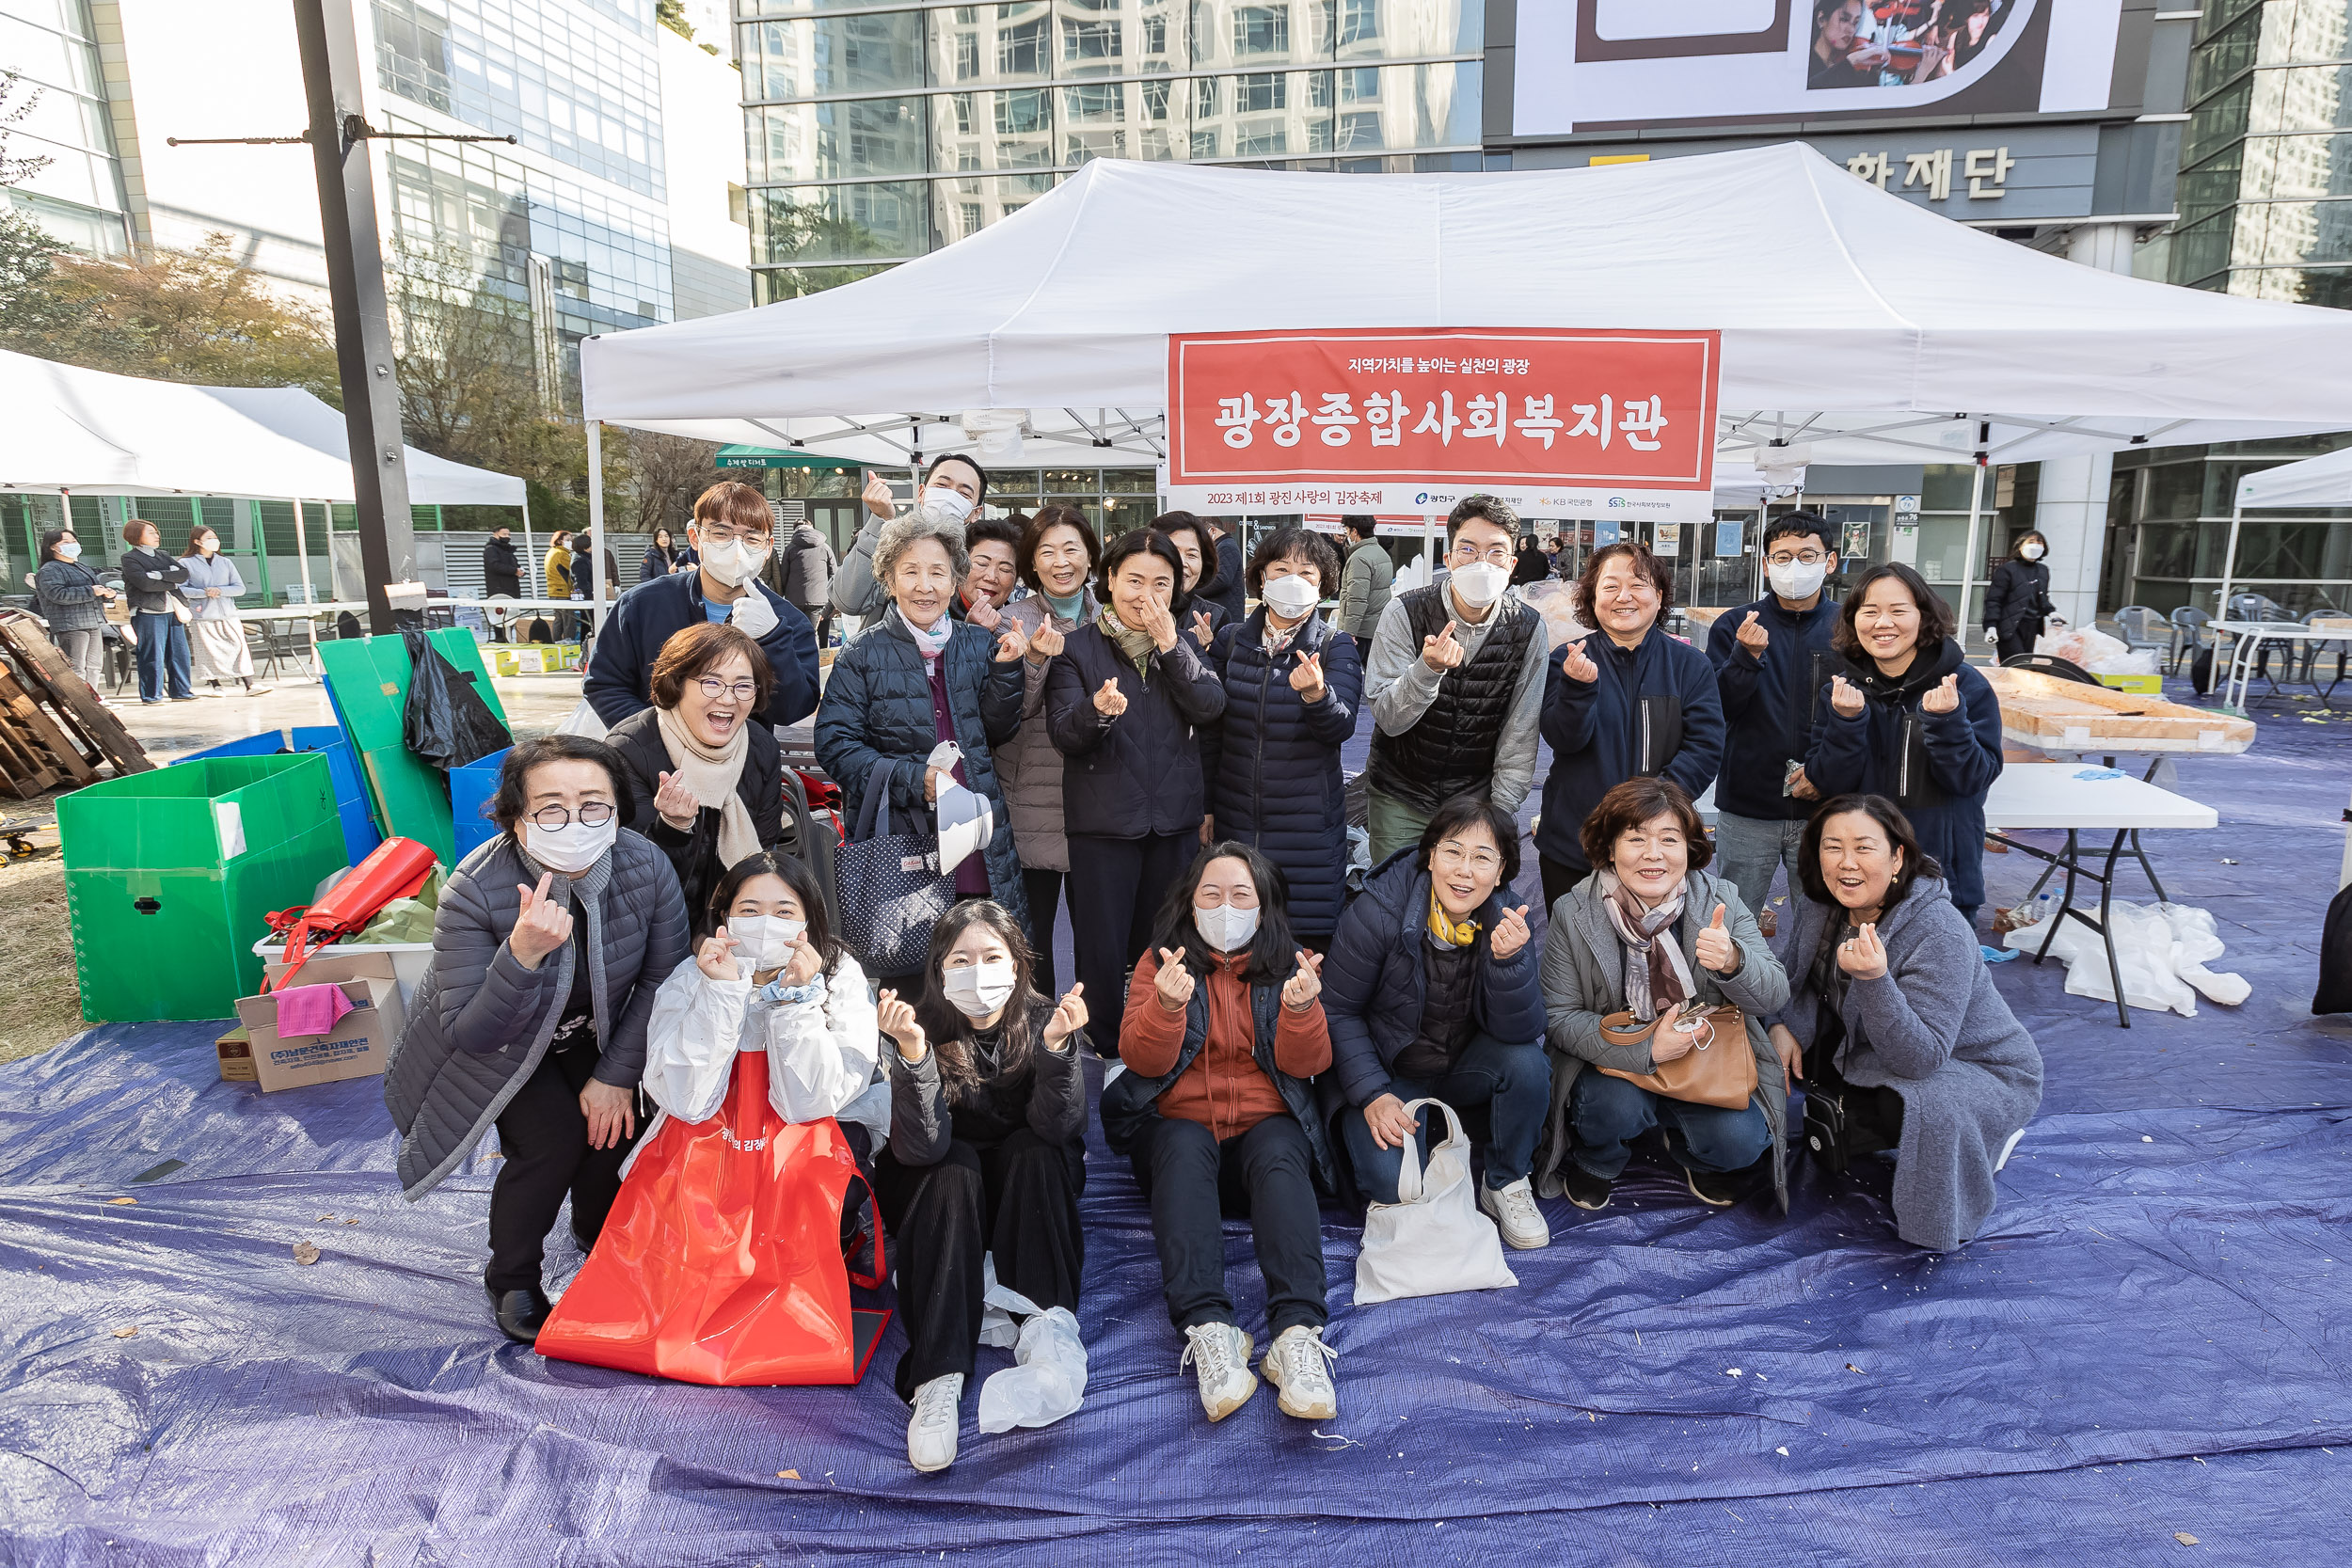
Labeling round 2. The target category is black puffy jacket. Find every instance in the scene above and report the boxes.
[1043,621,1226,840]
[1201,610,1362,938]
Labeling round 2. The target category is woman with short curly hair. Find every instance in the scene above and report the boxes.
[816,509,1033,978]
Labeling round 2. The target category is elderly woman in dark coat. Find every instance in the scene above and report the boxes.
[384,736,691,1344]
[1200,527,1361,945]
[815,505,1032,974]
[1771,795,2043,1252]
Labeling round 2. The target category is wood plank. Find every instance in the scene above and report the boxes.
[0,612,152,777]
[0,665,98,785]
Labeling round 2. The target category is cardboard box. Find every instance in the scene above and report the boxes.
[215,1025,255,1082]
[490,642,583,675]
[2094,673,2165,695]
[231,974,405,1093]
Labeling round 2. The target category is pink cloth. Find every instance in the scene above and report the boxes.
[275,983,355,1038]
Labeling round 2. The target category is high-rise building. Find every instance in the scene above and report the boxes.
[735,0,1486,301]
[0,0,138,256]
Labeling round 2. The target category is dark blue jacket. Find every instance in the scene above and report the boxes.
[1320,851,1546,1107]
[1200,611,1362,938]
[1805,636,2004,912]
[1043,622,1226,840]
[1534,625,1725,873]
[1206,531,1248,625]
[1706,593,1844,822]
[583,572,818,730]
[814,612,1031,935]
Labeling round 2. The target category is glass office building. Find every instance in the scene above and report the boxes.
[736,0,1486,300]
[0,0,135,255]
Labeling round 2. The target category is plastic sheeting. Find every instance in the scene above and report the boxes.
[4,679,2351,1564]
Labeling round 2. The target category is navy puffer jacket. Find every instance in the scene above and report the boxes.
[1201,610,1362,938]
[1320,850,1547,1107]
[815,611,1031,936]
[1043,621,1226,840]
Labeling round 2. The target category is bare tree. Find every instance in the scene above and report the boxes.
[623,429,725,536]
[0,71,54,188]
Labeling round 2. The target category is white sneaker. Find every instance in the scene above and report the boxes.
[1479,1176,1552,1250]
[907,1372,962,1472]
[1181,1322,1257,1421]
[1262,1324,1338,1420]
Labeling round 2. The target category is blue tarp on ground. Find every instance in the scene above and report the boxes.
[3,679,2350,1564]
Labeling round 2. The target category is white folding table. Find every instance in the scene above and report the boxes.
[2209,620,2350,715]
[1981,765,2218,1028]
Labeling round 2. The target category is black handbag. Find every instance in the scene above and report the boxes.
[833,759,954,976]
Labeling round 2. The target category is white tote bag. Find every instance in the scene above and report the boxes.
[1352,1098,1519,1307]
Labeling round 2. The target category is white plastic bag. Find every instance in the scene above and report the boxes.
[556,698,609,739]
[977,1306,1089,1433]
[976,1252,1034,1349]
[2001,898,2248,1016]
[2034,626,2159,676]
[1353,1098,1518,1307]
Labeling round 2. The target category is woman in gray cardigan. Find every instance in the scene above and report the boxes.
[31,528,115,689]
[1536,776,1792,1213]
[383,736,691,1344]
[1770,795,2043,1252]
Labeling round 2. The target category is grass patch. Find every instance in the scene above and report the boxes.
[0,855,87,1064]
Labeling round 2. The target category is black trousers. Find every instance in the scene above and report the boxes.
[872,1129,1085,1402]
[1064,831,1196,1059]
[1023,866,1067,995]
[1130,1113,1327,1339]
[1540,854,1589,915]
[1995,629,2037,664]
[485,1044,641,1293]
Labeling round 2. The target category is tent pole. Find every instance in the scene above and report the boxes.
[586,420,606,635]
[2217,497,2243,620]
[293,498,324,701]
[1956,444,1988,650]
[519,490,535,607]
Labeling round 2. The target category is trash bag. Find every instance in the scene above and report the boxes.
[2316,883,2352,1015]
[2002,898,2249,1017]
[401,629,512,775]
[977,1306,1089,1434]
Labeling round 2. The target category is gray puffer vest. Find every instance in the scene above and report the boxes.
[383,832,691,1200]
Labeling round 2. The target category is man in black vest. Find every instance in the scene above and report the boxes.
[1361,496,1549,862]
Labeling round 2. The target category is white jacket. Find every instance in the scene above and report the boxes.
[629,952,888,1173]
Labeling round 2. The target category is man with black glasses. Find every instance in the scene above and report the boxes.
[584,480,819,730]
[1705,511,1843,915]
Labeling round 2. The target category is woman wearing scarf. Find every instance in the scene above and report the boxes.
[815,507,1032,980]
[383,736,692,1344]
[606,623,783,934]
[1534,777,1791,1216]
[1199,526,1361,946]
[996,506,1103,992]
[1043,529,1226,1060]
[1156,510,1231,653]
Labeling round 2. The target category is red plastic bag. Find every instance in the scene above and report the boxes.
[535,1050,889,1386]
[262,836,438,990]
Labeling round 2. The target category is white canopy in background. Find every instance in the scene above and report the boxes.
[0,349,524,506]
[2212,442,2352,611]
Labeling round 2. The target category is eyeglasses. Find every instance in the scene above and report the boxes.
[1766,550,1828,567]
[1451,545,1514,565]
[1431,842,1502,875]
[694,676,758,702]
[528,801,615,830]
[696,525,773,548]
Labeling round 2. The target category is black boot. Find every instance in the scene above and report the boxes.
[487,1283,552,1344]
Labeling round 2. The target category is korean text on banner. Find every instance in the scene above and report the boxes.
[1164,327,1721,521]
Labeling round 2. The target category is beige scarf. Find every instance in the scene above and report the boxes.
[655,704,761,868]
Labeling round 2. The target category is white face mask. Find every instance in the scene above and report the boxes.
[2020,543,2044,561]
[1767,559,1829,601]
[1195,901,1260,953]
[1261,574,1320,616]
[55,542,80,561]
[1450,562,1509,609]
[523,816,616,875]
[923,486,976,525]
[943,958,1016,1019]
[728,913,806,973]
[698,537,755,587]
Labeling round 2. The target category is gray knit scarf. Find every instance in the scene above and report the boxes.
[516,840,614,1054]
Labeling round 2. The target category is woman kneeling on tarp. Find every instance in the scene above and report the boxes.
[872,900,1091,1475]
[384,736,691,1344]
[1770,794,2042,1252]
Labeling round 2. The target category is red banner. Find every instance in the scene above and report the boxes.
[1165,327,1720,520]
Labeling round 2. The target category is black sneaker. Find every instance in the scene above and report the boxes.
[486,1283,552,1343]
[1684,1164,1744,1208]
[1565,1164,1613,1211]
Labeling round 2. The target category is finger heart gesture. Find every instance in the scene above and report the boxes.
[969,599,1003,631]
[653,768,698,828]
[1490,904,1533,960]
[1920,673,1961,714]
[1560,640,1599,683]
[509,872,573,969]
[1736,610,1769,653]
[993,623,1029,664]
[1092,677,1128,718]
[1152,947,1195,1011]
[1836,921,1888,980]
[1281,949,1323,1010]
[695,925,742,982]
[876,989,928,1059]
[1422,623,1464,673]
[1829,673,1866,717]
[1042,982,1089,1049]
[1190,610,1216,647]
[1028,621,1066,661]
[1289,650,1325,700]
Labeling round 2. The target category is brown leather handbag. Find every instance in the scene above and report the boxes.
[1597,1005,1757,1111]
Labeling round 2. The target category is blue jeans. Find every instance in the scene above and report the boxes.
[1341,1033,1550,1205]
[1711,810,1807,919]
[133,611,192,702]
[1567,1067,1771,1180]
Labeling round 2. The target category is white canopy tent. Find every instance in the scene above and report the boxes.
[581,143,2352,623]
[2224,446,2352,612]
[0,350,528,608]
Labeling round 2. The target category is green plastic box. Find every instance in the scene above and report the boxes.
[318,628,510,865]
[59,753,353,1022]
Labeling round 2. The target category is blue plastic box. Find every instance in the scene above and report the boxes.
[450,746,510,866]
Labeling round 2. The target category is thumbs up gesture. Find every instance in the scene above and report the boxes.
[1693,902,1741,975]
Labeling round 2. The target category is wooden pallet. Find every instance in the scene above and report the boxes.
[0,662,96,798]
[0,611,153,785]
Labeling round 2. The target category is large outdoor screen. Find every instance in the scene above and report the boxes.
[1513,0,2125,136]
